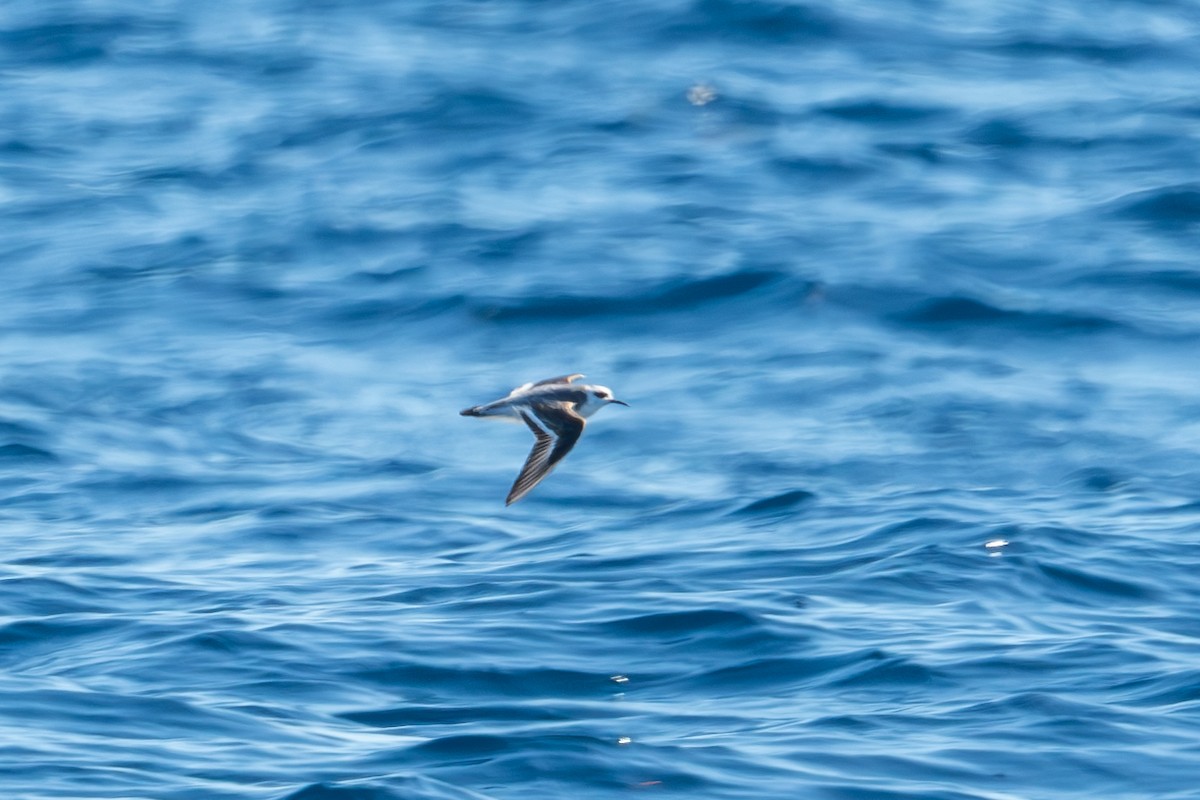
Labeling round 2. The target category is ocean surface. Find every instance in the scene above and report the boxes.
[3,1,1200,798]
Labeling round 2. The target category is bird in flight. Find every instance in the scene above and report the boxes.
[460,374,628,505]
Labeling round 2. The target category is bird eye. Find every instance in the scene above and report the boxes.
[595,391,608,399]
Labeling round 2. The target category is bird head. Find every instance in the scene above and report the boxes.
[579,385,629,416]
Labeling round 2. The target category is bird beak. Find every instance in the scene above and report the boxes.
[610,399,629,406]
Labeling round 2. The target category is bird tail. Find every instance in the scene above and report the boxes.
[462,400,517,418]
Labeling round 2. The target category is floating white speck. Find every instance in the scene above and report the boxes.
[617,736,633,745]
[610,674,629,684]
[687,83,717,106]
[984,539,1009,549]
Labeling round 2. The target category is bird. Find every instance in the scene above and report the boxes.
[460,374,628,505]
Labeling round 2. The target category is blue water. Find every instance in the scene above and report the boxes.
[3,1,1200,798]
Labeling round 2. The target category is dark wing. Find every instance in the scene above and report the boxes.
[532,373,584,387]
[505,406,585,505]
[535,404,585,468]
